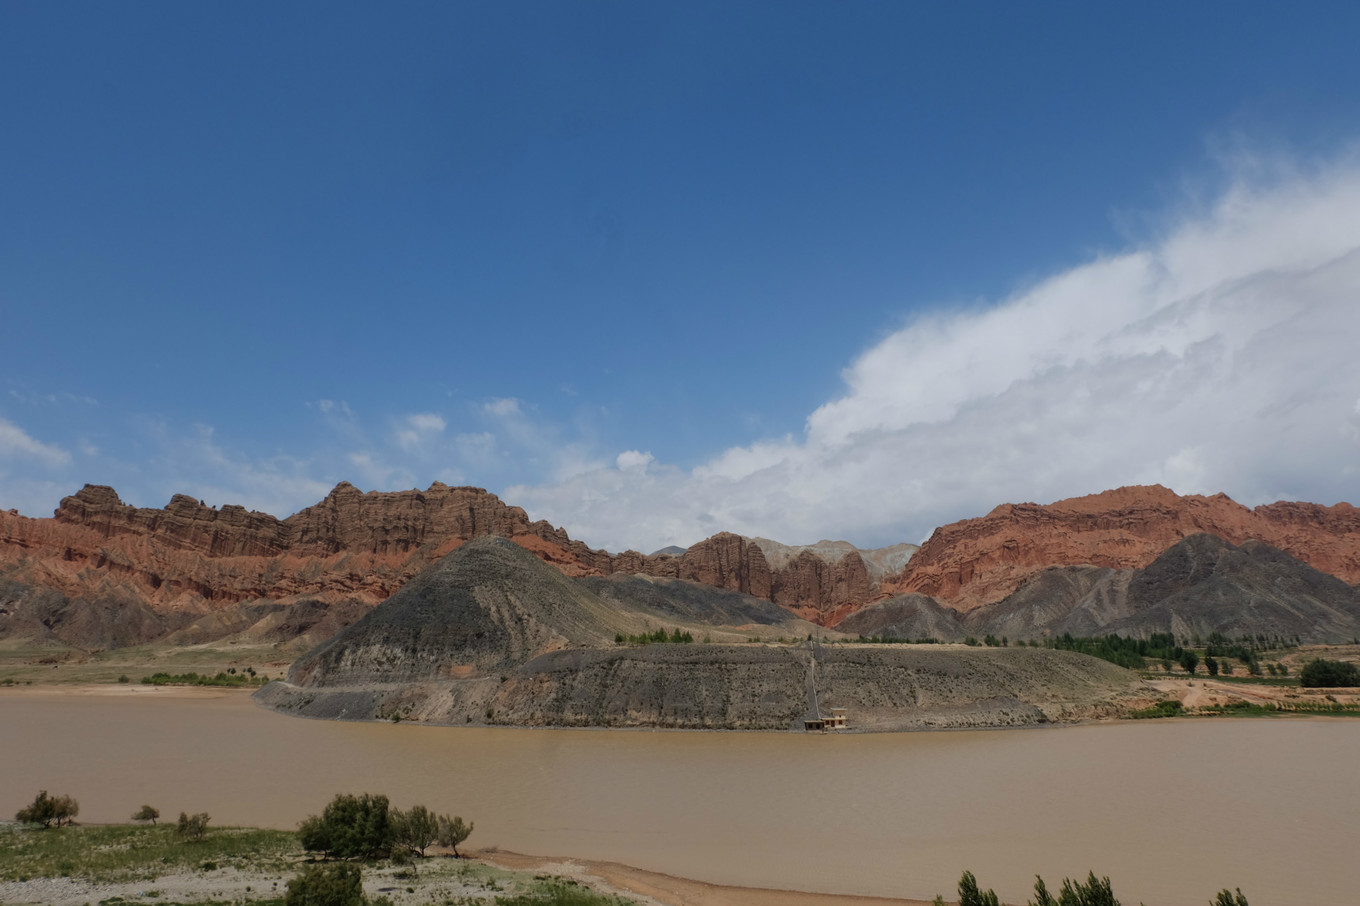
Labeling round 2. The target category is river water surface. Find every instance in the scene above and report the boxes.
[2,687,1356,906]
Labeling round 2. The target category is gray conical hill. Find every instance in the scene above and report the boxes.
[288,536,626,686]
[969,533,1360,642]
[1116,533,1360,641]
[834,593,967,641]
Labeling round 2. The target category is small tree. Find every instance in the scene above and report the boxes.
[285,862,365,906]
[177,811,210,841]
[16,791,55,827]
[1056,872,1118,906]
[1205,656,1219,677]
[436,814,473,857]
[52,794,79,826]
[1180,651,1199,675]
[1212,889,1248,906]
[16,790,79,827]
[392,804,440,857]
[958,871,1000,906]
[131,804,160,825]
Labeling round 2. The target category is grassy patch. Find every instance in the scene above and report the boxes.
[141,671,267,688]
[1209,674,1299,687]
[97,900,286,906]
[0,823,300,883]
[1197,700,1360,716]
[1129,700,1184,719]
[0,643,299,687]
[0,824,638,906]
[495,877,637,906]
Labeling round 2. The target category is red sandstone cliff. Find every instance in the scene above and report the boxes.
[0,483,854,623]
[882,484,1360,611]
[0,482,607,615]
[4,482,1358,638]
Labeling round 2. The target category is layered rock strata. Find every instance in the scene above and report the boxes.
[0,484,904,626]
[3,482,1359,647]
[885,484,1360,610]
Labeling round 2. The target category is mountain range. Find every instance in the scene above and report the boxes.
[3,481,1359,652]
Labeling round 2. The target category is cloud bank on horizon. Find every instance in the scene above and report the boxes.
[506,156,1360,552]
[4,156,1360,552]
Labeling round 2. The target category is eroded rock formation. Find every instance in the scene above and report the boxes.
[3,481,1359,650]
[2,485,895,629]
[883,484,1360,611]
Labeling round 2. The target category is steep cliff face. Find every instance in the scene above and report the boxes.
[883,485,1360,610]
[1,483,564,618]
[54,485,291,557]
[768,549,873,623]
[1,483,896,636]
[630,532,774,599]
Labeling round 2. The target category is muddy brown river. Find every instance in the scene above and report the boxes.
[2,687,1356,905]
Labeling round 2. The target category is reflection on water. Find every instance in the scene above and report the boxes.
[3,688,1357,906]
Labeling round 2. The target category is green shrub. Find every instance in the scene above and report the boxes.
[300,794,392,860]
[1299,658,1360,688]
[1130,700,1183,719]
[176,812,210,842]
[285,861,365,906]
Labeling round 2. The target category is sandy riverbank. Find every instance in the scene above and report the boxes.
[478,851,939,906]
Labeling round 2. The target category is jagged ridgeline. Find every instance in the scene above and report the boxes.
[259,537,1139,730]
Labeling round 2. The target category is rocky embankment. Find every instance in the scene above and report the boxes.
[258,642,1140,731]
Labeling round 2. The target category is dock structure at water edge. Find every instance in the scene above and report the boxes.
[802,643,848,731]
[805,707,848,732]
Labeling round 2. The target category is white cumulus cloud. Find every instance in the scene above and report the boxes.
[394,412,447,450]
[510,155,1360,553]
[0,416,72,468]
[615,450,654,471]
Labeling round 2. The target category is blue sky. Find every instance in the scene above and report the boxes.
[4,2,1360,552]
